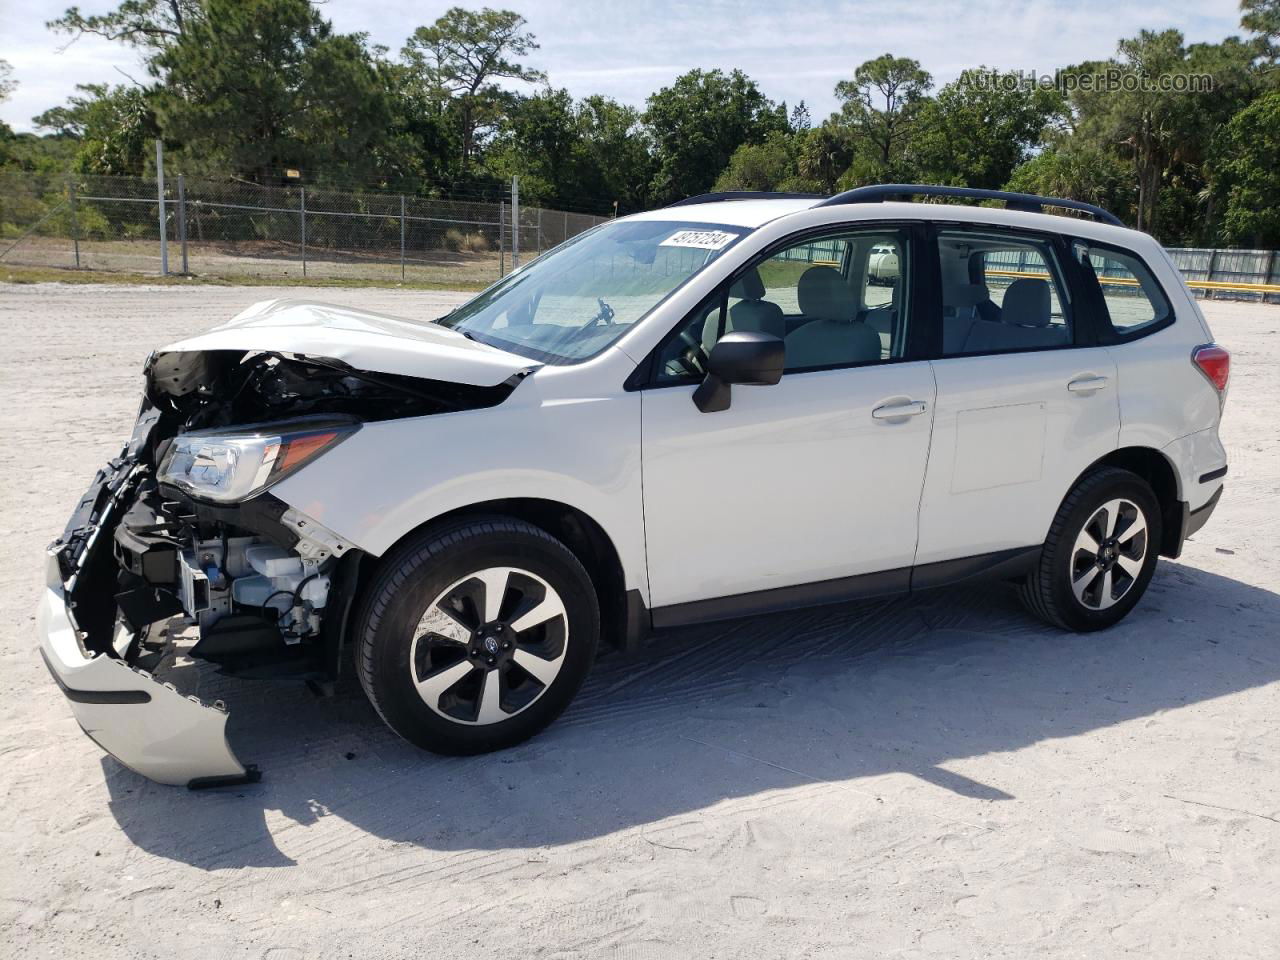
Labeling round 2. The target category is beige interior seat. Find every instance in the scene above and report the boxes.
[784,266,881,368]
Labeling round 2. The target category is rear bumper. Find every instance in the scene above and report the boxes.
[38,460,260,788]
[1183,484,1223,542]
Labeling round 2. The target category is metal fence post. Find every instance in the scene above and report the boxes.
[299,186,307,278]
[499,200,506,277]
[155,140,168,276]
[68,178,80,269]
[536,207,543,257]
[176,174,189,274]
[511,176,520,270]
[400,194,407,280]
[1266,249,1277,306]
[1207,248,1219,301]
[563,210,568,245]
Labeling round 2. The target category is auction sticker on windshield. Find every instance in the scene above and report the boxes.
[659,229,739,250]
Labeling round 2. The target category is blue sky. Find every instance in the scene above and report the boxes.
[0,0,1249,132]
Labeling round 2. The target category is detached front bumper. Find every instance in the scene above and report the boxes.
[38,560,256,787]
[37,457,259,788]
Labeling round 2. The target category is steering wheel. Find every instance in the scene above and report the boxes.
[676,329,710,377]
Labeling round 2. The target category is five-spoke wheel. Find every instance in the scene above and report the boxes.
[355,518,599,755]
[1021,467,1162,631]
[411,567,569,725]
[1068,498,1148,611]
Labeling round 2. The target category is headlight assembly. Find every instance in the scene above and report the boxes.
[158,417,358,503]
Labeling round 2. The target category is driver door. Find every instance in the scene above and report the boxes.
[639,227,937,620]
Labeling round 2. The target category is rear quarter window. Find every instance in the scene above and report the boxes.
[1077,243,1173,338]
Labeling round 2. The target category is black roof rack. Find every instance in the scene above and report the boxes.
[815,183,1124,227]
[665,190,823,208]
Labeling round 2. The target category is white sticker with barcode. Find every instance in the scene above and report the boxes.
[659,229,738,250]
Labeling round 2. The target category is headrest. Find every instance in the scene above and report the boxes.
[1002,278,1051,327]
[797,266,855,322]
[945,283,990,309]
[730,267,766,301]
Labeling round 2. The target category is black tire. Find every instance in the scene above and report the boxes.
[354,517,599,755]
[1020,467,1162,632]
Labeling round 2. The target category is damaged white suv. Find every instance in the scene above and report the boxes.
[39,185,1230,787]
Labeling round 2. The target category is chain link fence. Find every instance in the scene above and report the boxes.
[0,172,607,285]
[2,172,1276,302]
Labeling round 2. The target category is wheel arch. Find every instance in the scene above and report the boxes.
[1072,446,1182,557]
[370,498,639,652]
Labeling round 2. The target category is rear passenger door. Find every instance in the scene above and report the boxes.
[914,225,1120,570]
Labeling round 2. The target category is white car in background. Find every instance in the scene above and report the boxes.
[39,185,1229,787]
[867,242,900,284]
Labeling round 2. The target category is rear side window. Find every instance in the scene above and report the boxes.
[935,229,1073,356]
[1076,243,1173,337]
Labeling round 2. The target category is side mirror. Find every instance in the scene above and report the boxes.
[692,331,785,413]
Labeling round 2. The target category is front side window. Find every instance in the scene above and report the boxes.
[436,220,749,363]
[654,228,910,382]
[1076,243,1173,337]
[936,229,1073,355]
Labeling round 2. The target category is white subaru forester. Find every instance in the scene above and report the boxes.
[39,185,1230,787]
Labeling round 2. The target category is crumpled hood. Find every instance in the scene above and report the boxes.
[156,298,537,386]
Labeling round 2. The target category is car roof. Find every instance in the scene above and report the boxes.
[623,197,1150,249]
[624,198,818,228]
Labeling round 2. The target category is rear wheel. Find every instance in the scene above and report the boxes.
[1020,467,1162,631]
[355,517,599,755]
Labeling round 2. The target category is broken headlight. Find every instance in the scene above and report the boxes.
[158,417,358,503]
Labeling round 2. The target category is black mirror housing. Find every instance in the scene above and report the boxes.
[693,331,784,412]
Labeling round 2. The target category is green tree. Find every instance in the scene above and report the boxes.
[0,60,15,168]
[643,68,786,205]
[1005,139,1134,215]
[376,59,460,190]
[402,7,543,171]
[575,95,653,211]
[152,0,392,182]
[489,90,653,211]
[487,87,579,201]
[1211,90,1280,245]
[713,131,796,191]
[915,70,1064,189]
[833,54,932,183]
[1241,0,1280,64]
[33,83,156,174]
[48,1,200,54]
[793,123,856,193]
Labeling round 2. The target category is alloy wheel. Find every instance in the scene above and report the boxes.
[1069,498,1149,611]
[409,566,569,725]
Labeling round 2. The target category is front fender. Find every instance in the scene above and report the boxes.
[270,387,647,595]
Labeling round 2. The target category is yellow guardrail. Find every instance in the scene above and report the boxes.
[986,268,1280,295]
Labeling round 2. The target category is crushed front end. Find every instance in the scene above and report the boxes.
[38,344,519,787]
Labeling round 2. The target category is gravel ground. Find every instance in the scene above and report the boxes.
[1,284,1277,960]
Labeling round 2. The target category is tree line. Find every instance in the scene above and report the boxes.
[0,0,1277,245]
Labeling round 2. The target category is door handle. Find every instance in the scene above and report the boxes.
[1067,375,1110,394]
[872,400,927,420]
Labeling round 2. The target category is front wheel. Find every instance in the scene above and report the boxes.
[354,517,599,755]
[1020,467,1162,632]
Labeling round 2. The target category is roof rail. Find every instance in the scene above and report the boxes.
[815,183,1124,227]
[665,190,823,208]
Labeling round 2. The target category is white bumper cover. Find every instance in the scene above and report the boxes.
[37,555,255,788]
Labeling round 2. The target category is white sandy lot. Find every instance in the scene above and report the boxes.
[0,284,1277,960]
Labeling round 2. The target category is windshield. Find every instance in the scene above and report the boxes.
[434,219,749,363]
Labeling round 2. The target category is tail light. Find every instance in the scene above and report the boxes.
[1192,344,1230,393]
